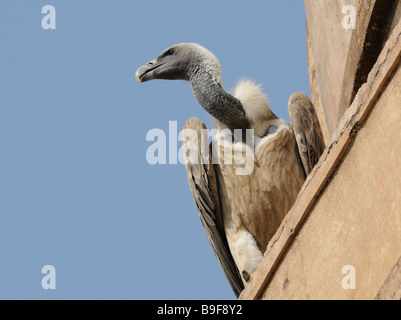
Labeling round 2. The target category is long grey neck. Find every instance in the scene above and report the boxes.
[189,70,250,133]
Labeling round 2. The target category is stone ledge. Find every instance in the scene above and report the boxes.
[239,18,401,300]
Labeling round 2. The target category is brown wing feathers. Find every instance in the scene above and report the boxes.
[288,92,325,176]
[182,117,244,297]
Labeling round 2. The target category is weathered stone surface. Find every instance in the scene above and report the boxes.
[240,17,401,300]
[261,61,401,300]
[305,0,375,138]
[375,257,401,300]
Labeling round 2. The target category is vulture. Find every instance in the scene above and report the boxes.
[136,43,325,297]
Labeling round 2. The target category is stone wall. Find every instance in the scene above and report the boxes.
[240,1,401,300]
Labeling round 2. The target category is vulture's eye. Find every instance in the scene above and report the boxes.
[165,49,175,56]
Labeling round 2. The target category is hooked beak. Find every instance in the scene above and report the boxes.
[135,59,165,83]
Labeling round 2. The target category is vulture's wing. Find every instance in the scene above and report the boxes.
[182,117,244,297]
[288,92,325,177]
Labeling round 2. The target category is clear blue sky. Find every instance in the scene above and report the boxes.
[0,1,309,299]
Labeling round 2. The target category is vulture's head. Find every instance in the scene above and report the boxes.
[135,43,222,84]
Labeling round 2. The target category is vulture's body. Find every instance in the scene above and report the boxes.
[136,43,324,297]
